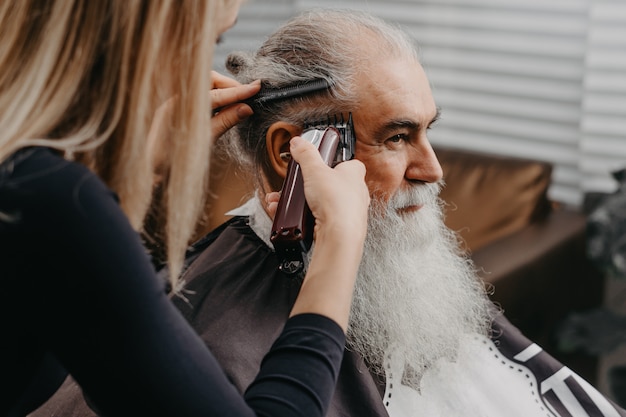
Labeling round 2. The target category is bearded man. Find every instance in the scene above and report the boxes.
[29,8,625,417]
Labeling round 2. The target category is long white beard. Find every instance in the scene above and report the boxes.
[346,182,495,390]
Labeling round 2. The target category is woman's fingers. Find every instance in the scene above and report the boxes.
[288,136,369,237]
[211,70,242,88]
[265,192,281,219]
[211,104,254,143]
[210,80,260,111]
[210,72,260,142]
[210,70,260,111]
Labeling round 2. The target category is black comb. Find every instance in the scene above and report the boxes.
[243,78,333,113]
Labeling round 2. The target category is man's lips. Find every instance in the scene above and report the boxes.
[396,204,423,214]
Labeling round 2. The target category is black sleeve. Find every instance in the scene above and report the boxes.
[2,148,345,417]
[245,314,345,417]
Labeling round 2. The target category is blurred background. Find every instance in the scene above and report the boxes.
[213,0,626,406]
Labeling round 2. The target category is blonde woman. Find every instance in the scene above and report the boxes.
[0,1,369,416]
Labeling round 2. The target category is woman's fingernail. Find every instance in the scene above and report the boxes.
[236,104,254,119]
[290,136,304,148]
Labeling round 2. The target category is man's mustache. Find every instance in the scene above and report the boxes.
[386,181,443,211]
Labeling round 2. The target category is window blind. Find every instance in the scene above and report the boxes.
[214,0,295,73]
[579,0,626,196]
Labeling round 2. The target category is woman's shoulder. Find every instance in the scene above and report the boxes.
[2,147,84,180]
[0,147,118,226]
[1,147,111,197]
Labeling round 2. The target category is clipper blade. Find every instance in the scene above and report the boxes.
[303,113,355,164]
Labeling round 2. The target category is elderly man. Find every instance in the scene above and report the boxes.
[31,8,625,417]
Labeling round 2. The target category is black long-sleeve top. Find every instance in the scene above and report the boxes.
[0,147,345,417]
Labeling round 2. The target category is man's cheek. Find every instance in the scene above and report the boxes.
[365,185,392,207]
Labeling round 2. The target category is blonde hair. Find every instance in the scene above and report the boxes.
[0,0,220,291]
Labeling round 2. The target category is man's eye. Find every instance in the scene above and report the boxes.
[387,134,407,144]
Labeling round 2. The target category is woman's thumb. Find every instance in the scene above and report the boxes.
[289,136,324,173]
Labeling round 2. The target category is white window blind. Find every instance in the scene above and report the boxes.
[580,0,626,195]
[213,0,295,73]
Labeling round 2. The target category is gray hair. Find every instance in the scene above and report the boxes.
[223,8,420,189]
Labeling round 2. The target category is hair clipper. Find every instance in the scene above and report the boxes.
[270,114,356,274]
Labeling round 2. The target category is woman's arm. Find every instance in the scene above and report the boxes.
[14,147,367,417]
[285,136,369,331]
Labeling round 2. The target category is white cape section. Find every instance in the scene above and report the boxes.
[384,334,548,417]
[226,196,275,250]
[384,332,621,417]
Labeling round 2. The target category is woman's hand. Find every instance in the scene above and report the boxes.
[288,136,370,244]
[210,71,260,143]
[265,191,281,220]
[147,71,260,184]
[265,137,370,238]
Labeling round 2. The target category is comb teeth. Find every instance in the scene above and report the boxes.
[337,113,355,162]
[304,114,339,130]
[303,113,355,163]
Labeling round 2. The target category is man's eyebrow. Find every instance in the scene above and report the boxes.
[372,107,442,139]
[430,107,442,127]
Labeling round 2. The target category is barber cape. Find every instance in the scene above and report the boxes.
[28,197,626,417]
[176,197,625,417]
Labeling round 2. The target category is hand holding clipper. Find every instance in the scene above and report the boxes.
[271,115,356,274]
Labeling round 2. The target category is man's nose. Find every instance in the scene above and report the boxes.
[405,141,443,183]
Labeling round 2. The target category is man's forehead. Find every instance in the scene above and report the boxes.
[350,56,436,126]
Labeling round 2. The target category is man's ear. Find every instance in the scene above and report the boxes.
[266,122,301,179]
